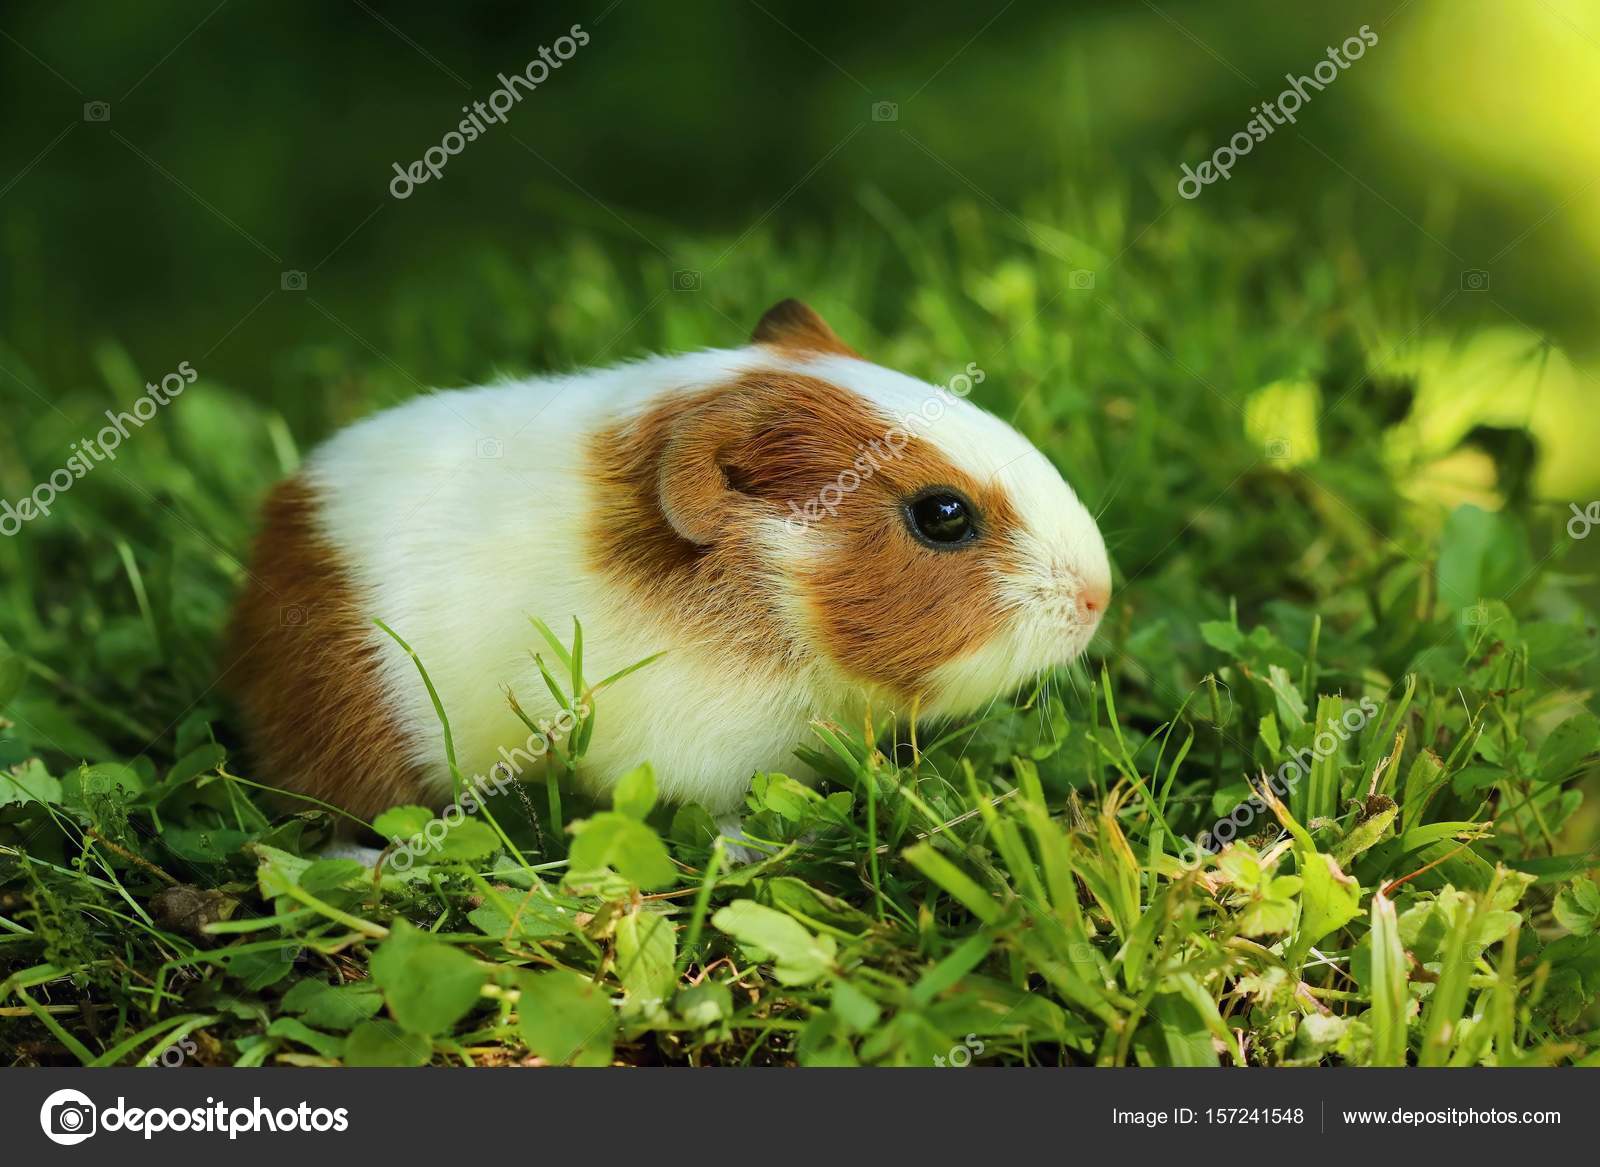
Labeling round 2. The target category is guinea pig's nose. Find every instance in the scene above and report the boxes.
[1078,581,1111,621]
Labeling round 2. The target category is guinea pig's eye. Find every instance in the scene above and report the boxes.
[905,490,977,548]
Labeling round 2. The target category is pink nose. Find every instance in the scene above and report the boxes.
[1078,581,1111,621]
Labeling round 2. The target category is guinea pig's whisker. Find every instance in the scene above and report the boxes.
[950,688,1009,771]
[1092,474,1132,522]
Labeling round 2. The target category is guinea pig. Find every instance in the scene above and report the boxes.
[225,300,1111,834]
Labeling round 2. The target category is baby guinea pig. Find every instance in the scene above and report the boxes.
[225,300,1111,828]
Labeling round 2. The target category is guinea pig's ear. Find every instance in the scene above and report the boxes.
[751,299,859,358]
[656,392,771,545]
[656,375,872,545]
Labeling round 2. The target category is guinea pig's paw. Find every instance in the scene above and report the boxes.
[319,840,387,868]
[715,814,774,866]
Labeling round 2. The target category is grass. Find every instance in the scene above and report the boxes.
[2,185,1599,1067]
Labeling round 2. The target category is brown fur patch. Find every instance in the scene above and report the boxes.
[585,371,1018,698]
[751,299,859,359]
[225,476,431,824]
[585,382,788,667]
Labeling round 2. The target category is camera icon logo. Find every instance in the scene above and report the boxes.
[279,604,308,627]
[1265,437,1292,461]
[40,1088,97,1145]
[671,269,702,292]
[1460,269,1490,292]
[280,270,308,292]
[476,436,504,459]
[1068,269,1096,290]
[871,101,899,122]
[83,101,111,122]
[1462,604,1488,626]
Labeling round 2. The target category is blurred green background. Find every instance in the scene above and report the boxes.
[3,0,1598,495]
[7,3,1600,1070]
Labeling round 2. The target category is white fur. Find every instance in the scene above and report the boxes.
[303,345,1109,814]
[320,841,386,867]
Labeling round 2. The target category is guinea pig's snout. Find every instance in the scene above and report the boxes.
[1077,580,1111,624]
[1078,580,1110,619]
[1037,568,1111,628]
